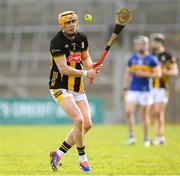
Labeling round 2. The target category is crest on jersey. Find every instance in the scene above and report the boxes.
[65,44,69,48]
[72,43,76,51]
[81,42,85,49]
[161,55,166,62]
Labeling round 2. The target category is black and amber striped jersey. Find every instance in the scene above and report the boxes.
[49,31,88,92]
[152,51,176,90]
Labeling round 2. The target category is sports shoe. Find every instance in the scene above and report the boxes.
[159,136,166,144]
[50,151,61,171]
[80,161,91,172]
[153,137,161,145]
[153,136,166,145]
[143,139,151,147]
[125,137,136,145]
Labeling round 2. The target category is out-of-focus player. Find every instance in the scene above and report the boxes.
[150,33,178,145]
[122,36,161,147]
[49,11,101,172]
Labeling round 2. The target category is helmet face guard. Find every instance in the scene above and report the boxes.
[58,11,78,28]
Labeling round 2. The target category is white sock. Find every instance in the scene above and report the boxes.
[57,150,65,158]
[79,154,88,162]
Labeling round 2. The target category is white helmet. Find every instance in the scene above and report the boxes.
[134,35,149,44]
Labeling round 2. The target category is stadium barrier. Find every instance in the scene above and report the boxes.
[0,97,103,124]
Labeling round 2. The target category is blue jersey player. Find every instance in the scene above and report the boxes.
[122,36,161,147]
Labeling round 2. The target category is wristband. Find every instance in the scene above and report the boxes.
[83,70,88,77]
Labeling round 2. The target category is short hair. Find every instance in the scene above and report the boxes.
[150,33,165,45]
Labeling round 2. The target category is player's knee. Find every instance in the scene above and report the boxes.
[145,117,150,123]
[125,108,133,117]
[153,108,161,117]
[75,117,84,131]
[140,112,148,120]
[68,131,74,139]
[84,122,93,133]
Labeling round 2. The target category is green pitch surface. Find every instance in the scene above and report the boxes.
[0,125,180,175]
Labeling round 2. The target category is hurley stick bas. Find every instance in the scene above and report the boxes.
[89,8,132,84]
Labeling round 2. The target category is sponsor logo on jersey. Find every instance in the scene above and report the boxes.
[52,49,62,53]
[67,53,81,62]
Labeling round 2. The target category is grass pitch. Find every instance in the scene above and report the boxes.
[0,124,180,175]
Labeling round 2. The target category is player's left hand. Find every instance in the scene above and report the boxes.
[91,62,102,73]
[94,65,102,73]
[87,63,102,85]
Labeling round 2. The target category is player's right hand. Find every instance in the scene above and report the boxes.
[87,68,97,79]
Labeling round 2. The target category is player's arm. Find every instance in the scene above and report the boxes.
[54,55,96,78]
[121,67,131,101]
[81,35,101,71]
[162,57,178,76]
[81,50,101,72]
[123,57,132,90]
[81,50,93,69]
[81,35,93,69]
[123,68,131,90]
[136,65,162,78]
[135,56,162,78]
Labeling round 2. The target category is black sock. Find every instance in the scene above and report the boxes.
[77,146,85,156]
[129,130,134,138]
[59,141,71,153]
[144,135,149,141]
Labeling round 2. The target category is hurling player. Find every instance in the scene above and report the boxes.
[150,33,178,145]
[123,36,161,147]
[49,11,101,172]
